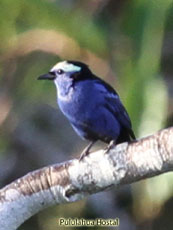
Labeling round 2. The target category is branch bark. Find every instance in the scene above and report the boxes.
[0,127,173,230]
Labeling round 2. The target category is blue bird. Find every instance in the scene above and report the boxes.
[38,60,135,159]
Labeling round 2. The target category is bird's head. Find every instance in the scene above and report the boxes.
[38,60,92,83]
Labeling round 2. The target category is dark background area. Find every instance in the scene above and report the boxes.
[0,0,173,229]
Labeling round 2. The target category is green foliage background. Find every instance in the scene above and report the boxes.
[0,0,173,229]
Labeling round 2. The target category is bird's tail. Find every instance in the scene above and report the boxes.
[116,128,136,144]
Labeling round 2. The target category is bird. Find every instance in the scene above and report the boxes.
[38,60,135,159]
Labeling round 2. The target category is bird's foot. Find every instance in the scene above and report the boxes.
[105,140,116,153]
[79,141,95,161]
[79,149,89,161]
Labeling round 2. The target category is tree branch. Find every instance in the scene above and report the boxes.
[0,127,173,230]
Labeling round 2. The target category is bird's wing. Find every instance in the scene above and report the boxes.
[94,78,135,140]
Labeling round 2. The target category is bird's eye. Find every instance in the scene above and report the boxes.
[57,69,64,75]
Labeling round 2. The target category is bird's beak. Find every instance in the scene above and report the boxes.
[37,73,55,80]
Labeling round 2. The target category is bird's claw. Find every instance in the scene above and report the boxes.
[79,149,90,161]
[105,140,116,153]
[79,141,95,161]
